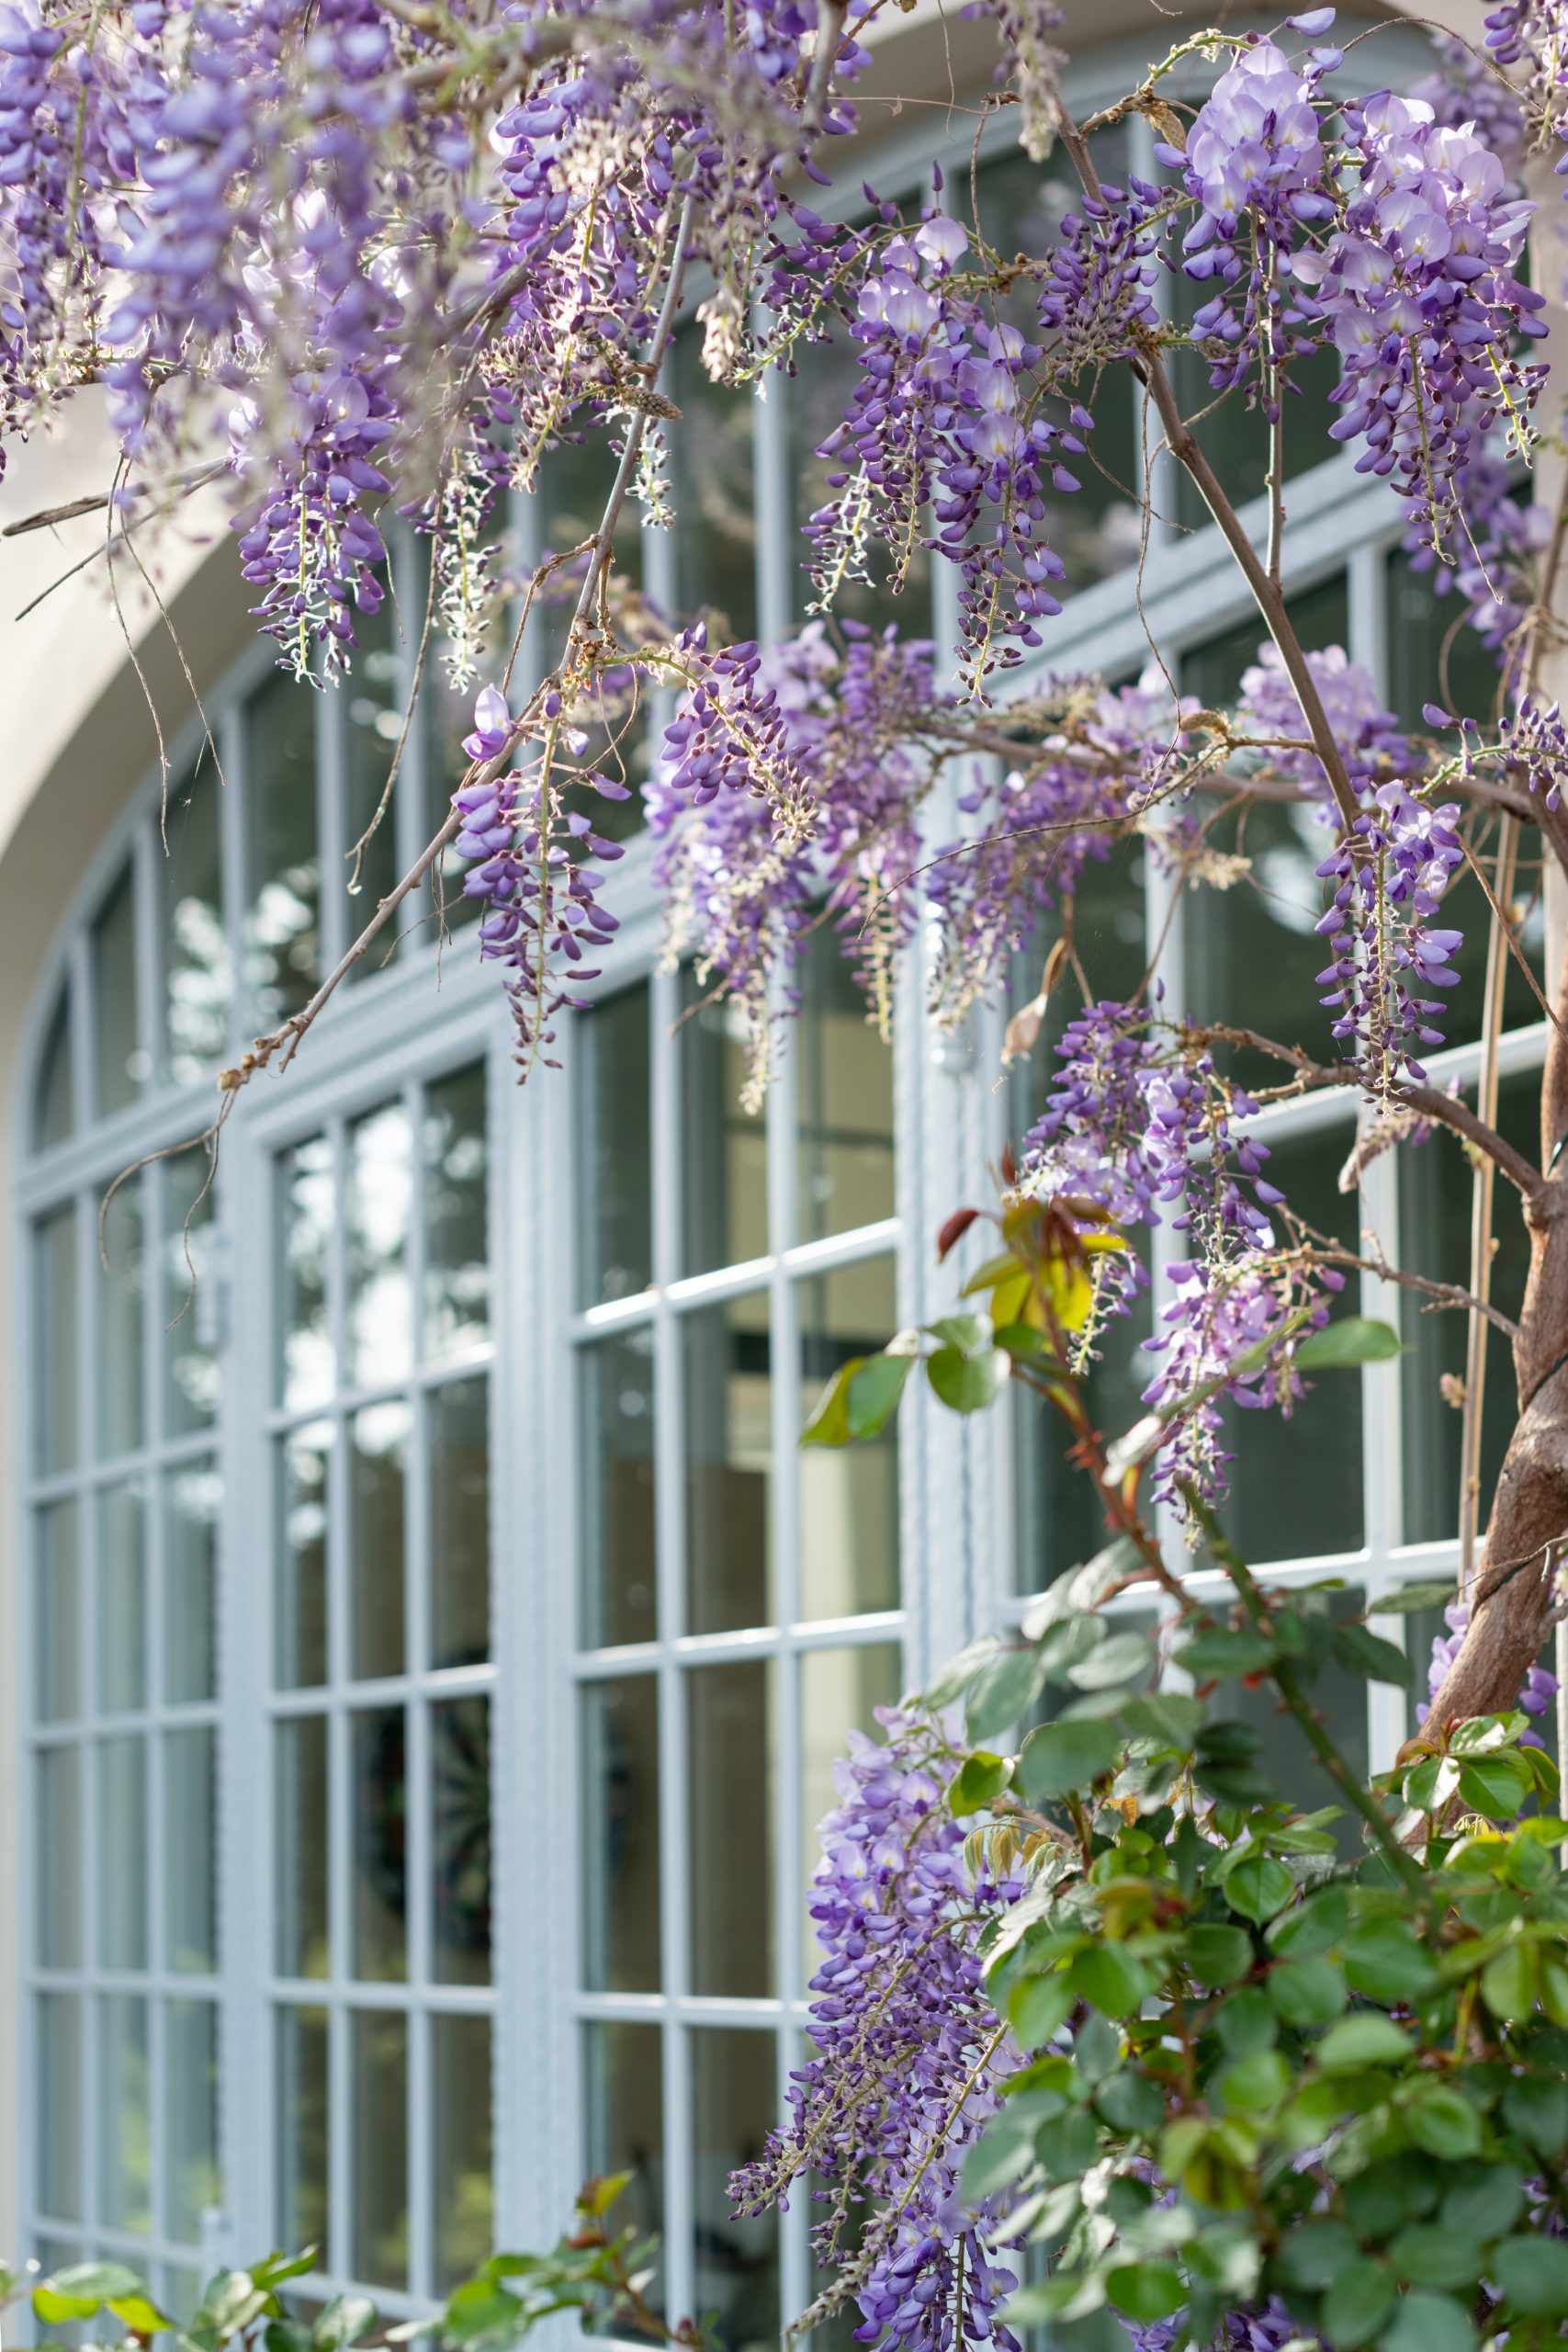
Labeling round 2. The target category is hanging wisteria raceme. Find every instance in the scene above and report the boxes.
[1232,646,1411,799]
[730,1705,1024,2352]
[1314,785,1466,1084]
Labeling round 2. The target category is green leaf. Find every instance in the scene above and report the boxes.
[1480,1939,1537,2021]
[1295,1316,1402,1368]
[1035,2109,1100,2182]
[952,1751,1013,1815]
[1174,1625,1279,1680]
[924,1634,1000,1710]
[1223,1849,1296,1924]
[1096,2070,1167,2136]
[1122,1692,1204,1751]
[967,1649,1048,1744]
[1067,1630,1154,1691]
[39,2265,149,2308]
[1331,1623,1412,1686]
[111,2296,174,2337]
[1277,2222,1358,2292]
[1386,2227,1484,2292]
[960,2120,1037,2202]
[1342,1919,1439,2005]
[1187,1924,1254,1987]
[1016,1718,1120,1803]
[1068,1944,1152,2018]
[1267,1883,1349,1956]
[1502,2074,1568,2154]
[1494,2236,1568,2318]
[1008,1972,1074,2047]
[1216,2049,1291,2113]
[1314,2015,1414,2071]
[1378,1581,1459,1615]
[1405,2085,1483,2160]
[1106,2265,1186,2324]
[1436,2162,1524,2245]
[1381,2291,1477,2352]
[195,2274,270,2341]
[801,1358,860,1447]
[1005,2273,1107,2325]
[440,2281,525,2350]
[311,2300,376,2352]
[1321,2257,1396,2348]
[33,2291,107,2326]
[846,1350,915,1438]
[1457,1752,1533,1819]
[927,1328,1010,1414]
[1267,1954,1348,2027]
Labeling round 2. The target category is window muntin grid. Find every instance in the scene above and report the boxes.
[269,1065,495,2303]
[571,930,905,2352]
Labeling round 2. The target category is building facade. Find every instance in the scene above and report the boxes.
[0,0,1538,2340]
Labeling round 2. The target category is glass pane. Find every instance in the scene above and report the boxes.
[351,2009,409,2289]
[1387,545,1508,736]
[582,1677,660,1994]
[353,1705,406,1981]
[349,1100,413,1388]
[798,1259,899,1619]
[36,1747,81,1967]
[670,326,757,639]
[584,2021,664,2316]
[165,755,231,1084]
[1221,1125,1364,1563]
[799,1644,901,1984]
[424,1065,489,1358]
[684,1295,773,1635]
[580,983,652,1306]
[433,1695,491,1984]
[278,1426,331,1690]
[433,2014,493,2290]
[788,320,929,636]
[97,1480,147,1713]
[352,1401,408,1681]
[682,970,767,1276]
[430,1376,490,1668]
[1179,577,1349,1087]
[276,1715,329,1980]
[1401,1069,1539,1544]
[164,1465,219,1703]
[281,1136,334,1411]
[797,924,894,1244]
[1014,1265,1151,1593]
[1171,274,1340,530]
[342,605,405,972]
[98,1178,147,1460]
[691,2029,780,2352]
[164,1726,216,1973]
[689,1662,773,1998]
[276,2006,330,2257]
[98,1994,151,2231]
[36,984,73,1149]
[98,1735,149,1970]
[36,1499,80,1722]
[35,1205,77,1475]
[245,670,321,1025]
[37,1993,83,2218]
[1217,1589,1370,1835]
[164,1148,220,1432]
[93,861,142,1115]
[581,1333,657,1650]
[166,1997,220,2243]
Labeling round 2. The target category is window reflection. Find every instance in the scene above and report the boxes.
[671,326,758,640]
[244,671,321,1024]
[353,1704,407,1981]
[348,1101,413,1388]
[691,2030,780,2352]
[424,1065,490,1357]
[36,984,73,1149]
[164,1465,219,1703]
[581,982,653,1305]
[797,926,894,1245]
[276,2007,330,2256]
[682,973,766,1276]
[343,604,405,972]
[166,1999,220,2244]
[36,1501,79,1724]
[430,1376,491,1668]
[164,1727,216,1973]
[351,1401,408,1680]
[164,1149,220,1432]
[98,1736,149,1970]
[584,2022,663,2324]
[165,757,231,1083]
[92,861,142,1115]
[98,1993,152,2231]
[352,2010,409,2288]
[98,1180,146,1460]
[583,1676,661,1993]
[97,1480,147,1713]
[684,1294,773,1634]
[798,1259,900,1619]
[35,1205,77,1475]
[277,1426,331,1690]
[276,1716,329,1979]
[581,1333,657,1649]
[280,1136,333,1412]
[433,2016,493,2290]
[688,1661,773,1998]
[433,1695,491,1984]
[38,1995,83,2219]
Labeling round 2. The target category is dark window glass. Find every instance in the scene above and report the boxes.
[684,1295,773,1634]
[671,325,757,640]
[689,1663,773,1998]
[584,2021,664,2324]
[430,1375,491,1668]
[682,969,767,1276]
[798,1259,900,1618]
[581,1332,657,1649]
[788,323,930,636]
[343,601,406,971]
[797,923,894,1244]
[434,1695,491,1984]
[36,984,74,1148]
[244,671,321,1024]
[583,1676,661,1994]
[164,755,231,1086]
[691,2030,780,2352]
[433,2016,493,2290]
[92,861,142,1115]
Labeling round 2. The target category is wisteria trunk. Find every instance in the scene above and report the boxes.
[1428,949,1568,1725]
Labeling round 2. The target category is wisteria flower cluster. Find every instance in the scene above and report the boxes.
[730,1704,1024,2352]
[1313,783,1466,1084]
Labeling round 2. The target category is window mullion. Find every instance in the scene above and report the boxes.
[325,1115,353,2282]
[405,1077,434,2301]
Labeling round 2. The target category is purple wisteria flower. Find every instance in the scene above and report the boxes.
[1421,1598,1558,1746]
[1313,783,1465,1082]
[729,1705,1023,2352]
[1234,646,1410,798]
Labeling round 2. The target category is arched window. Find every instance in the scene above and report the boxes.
[17,16,1529,2332]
